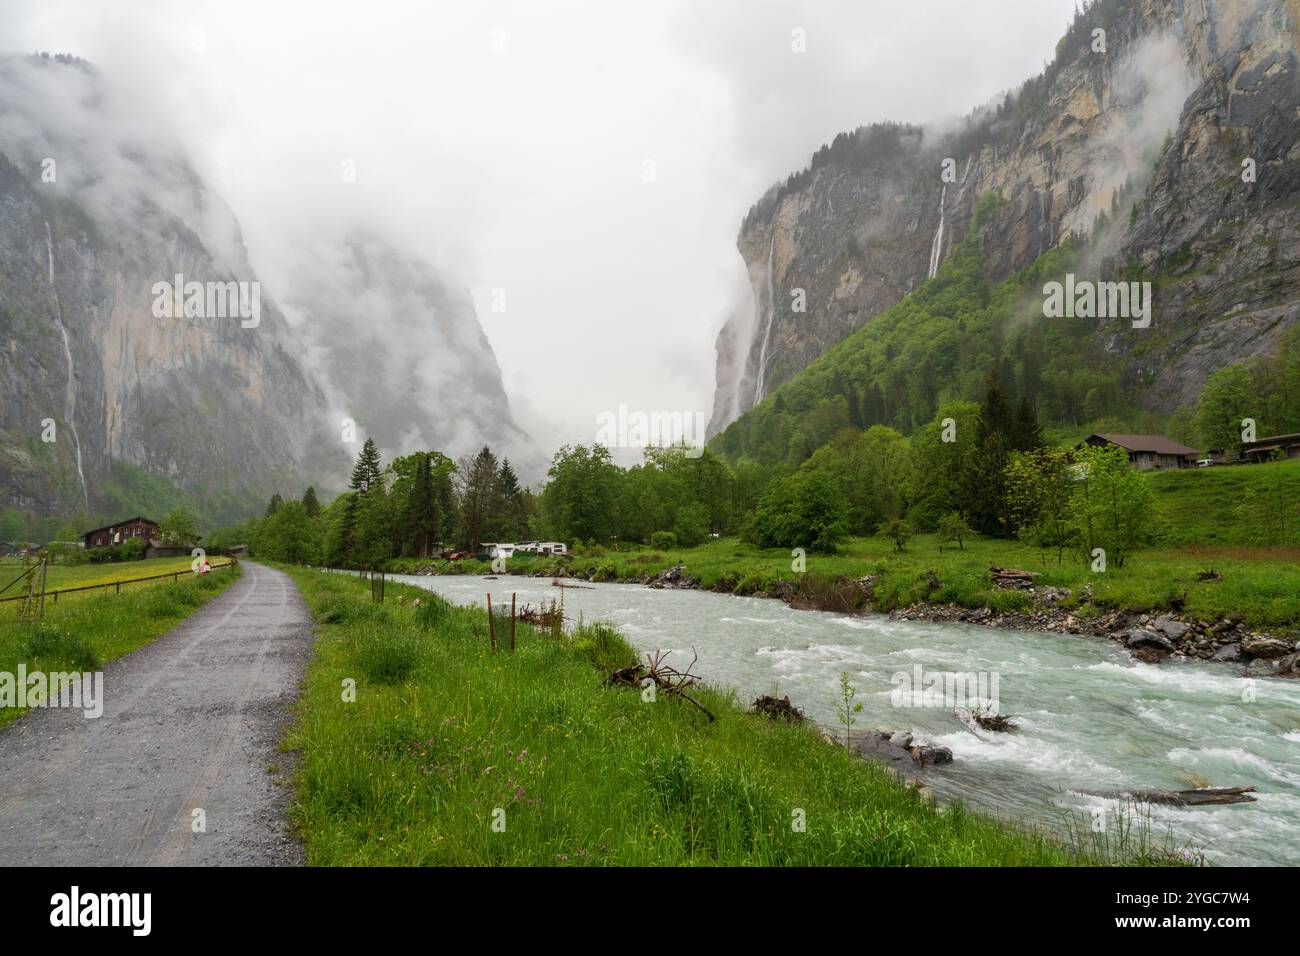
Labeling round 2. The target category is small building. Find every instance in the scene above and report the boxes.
[82,517,159,549]
[1240,433,1300,464]
[146,538,193,559]
[1082,434,1199,471]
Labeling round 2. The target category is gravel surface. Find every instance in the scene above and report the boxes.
[0,561,312,866]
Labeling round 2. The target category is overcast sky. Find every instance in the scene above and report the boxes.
[3,0,1078,466]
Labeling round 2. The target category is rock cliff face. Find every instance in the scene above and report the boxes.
[709,0,1300,436]
[0,55,528,519]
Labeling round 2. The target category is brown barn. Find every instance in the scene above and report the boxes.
[1240,433,1300,464]
[1083,434,1199,471]
[83,517,159,549]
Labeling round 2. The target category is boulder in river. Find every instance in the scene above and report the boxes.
[1124,629,1176,662]
[853,731,952,771]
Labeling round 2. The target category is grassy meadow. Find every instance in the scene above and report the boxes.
[281,566,1183,866]
[0,562,240,728]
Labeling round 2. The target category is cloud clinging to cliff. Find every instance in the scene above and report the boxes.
[0,0,1079,468]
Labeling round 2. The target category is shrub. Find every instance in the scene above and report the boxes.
[571,622,635,671]
[650,531,678,550]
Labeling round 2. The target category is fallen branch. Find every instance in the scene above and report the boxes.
[606,649,717,722]
[1077,786,1257,806]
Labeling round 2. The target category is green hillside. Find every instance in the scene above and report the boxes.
[712,194,1167,466]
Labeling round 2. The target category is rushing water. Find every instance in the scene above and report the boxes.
[44,221,88,512]
[392,573,1300,866]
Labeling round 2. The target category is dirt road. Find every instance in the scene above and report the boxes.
[0,561,312,865]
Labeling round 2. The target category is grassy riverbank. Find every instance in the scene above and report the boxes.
[282,566,1182,866]
[389,533,1300,633]
[0,563,240,729]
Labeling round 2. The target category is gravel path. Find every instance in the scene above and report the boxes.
[0,561,312,866]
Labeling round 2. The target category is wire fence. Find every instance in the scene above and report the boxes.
[0,559,237,605]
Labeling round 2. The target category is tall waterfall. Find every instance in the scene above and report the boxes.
[45,221,88,512]
[927,183,948,280]
[751,235,777,405]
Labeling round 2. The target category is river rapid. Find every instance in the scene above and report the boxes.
[392,573,1300,866]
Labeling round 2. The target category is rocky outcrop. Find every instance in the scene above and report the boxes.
[709,0,1300,433]
[893,597,1300,674]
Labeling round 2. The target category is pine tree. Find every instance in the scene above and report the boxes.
[497,458,524,539]
[458,446,499,553]
[1011,396,1044,452]
[266,493,283,517]
[963,372,1017,536]
[404,454,439,558]
[339,438,384,567]
[350,438,382,493]
[302,485,321,518]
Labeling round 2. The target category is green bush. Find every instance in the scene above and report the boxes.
[650,531,678,550]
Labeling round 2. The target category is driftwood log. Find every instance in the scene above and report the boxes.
[1078,786,1257,806]
[989,566,1038,590]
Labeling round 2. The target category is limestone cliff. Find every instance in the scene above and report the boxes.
[0,54,529,521]
[709,0,1300,435]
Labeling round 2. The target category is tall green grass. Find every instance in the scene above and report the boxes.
[0,567,239,728]
[282,568,1178,866]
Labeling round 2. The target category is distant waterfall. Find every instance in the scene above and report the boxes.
[927,183,948,280]
[45,221,88,512]
[751,236,777,405]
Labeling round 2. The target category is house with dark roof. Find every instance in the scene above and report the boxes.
[82,517,159,549]
[1240,432,1300,464]
[1082,434,1199,471]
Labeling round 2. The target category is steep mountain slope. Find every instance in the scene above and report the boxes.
[0,54,531,524]
[709,0,1300,438]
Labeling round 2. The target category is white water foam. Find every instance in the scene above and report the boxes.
[45,221,88,512]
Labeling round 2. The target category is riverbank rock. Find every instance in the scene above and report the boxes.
[851,731,953,770]
[1124,628,1176,652]
[1211,642,1244,662]
[647,563,699,590]
[1153,616,1190,640]
[1245,652,1300,678]
[1242,636,1296,660]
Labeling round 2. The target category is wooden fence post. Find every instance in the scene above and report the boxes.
[510,592,516,652]
[486,592,496,651]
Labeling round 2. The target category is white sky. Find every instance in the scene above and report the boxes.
[3,0,1079,464]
